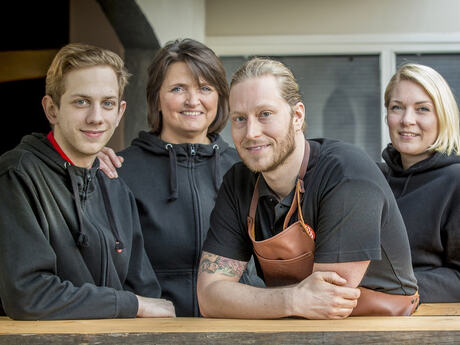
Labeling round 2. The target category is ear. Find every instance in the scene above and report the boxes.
[42,95,59,125]
[116,100,127,127]
[292,102,305,132]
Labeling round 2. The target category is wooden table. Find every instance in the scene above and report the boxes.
[0,303,459,344]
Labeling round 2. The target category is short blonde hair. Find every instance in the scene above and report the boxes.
[231,58,305,130]
[231,57,302,107]
[385,63,460,155]
[46,43,130,107]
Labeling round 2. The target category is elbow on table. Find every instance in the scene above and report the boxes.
[196,276,216,318]
[4,304,46,321]
[2,295,54,320]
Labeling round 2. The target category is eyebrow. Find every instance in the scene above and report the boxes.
[230,103,279,116]
[229,110,246,116]
[70,94,118,99]
[391,99,433,105]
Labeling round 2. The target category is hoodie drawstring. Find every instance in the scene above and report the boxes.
[67,164,89,249]
[399,173,413,198]
[67,164,124,253]
[97,172,125,253]
[212,144,220,192]
[166,143,179,201]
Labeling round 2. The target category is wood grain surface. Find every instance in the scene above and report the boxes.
[0,303,458,345]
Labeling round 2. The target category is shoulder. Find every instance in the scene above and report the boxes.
[220,146,240,163]
[312,138,384,182]
[439,161,460,178]
[224,161,253,180]
[212,134,240,164]
[97,170,132,198]
[221,162,257,193]
[0,148,44,177]
[119,144,150,161]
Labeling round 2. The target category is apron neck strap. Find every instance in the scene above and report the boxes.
[248,140,311,238]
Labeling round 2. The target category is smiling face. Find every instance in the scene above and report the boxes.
[42,65,125,168]
[386,79,439,169]
[230,75,300,173]
[158,61,219,144]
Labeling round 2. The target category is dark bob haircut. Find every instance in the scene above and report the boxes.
[146,38,229,135]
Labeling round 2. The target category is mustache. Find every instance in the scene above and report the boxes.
[240,140,271,148]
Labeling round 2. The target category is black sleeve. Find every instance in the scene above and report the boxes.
[312,161,385,263]
[202,166,253,262]
[0,169,138,320]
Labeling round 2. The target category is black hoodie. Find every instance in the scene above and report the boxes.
[380,144,460,302]
[0,133,161,320]
[119,131,262,316]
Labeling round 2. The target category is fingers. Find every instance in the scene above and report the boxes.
[326,307,354,319]
[315,270,347,286]
[103,147,123,168]
[150,299,176,318]
[97,147,123,179]
[136,297,176,318]
[98,154,118,178]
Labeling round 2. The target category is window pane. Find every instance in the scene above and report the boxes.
[221,55,381,160]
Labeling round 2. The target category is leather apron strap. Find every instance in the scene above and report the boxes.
[248,140,313,239]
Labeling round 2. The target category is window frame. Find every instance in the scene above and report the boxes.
[206,33,460,153]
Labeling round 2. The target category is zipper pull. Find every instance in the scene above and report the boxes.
[190,144,196,156]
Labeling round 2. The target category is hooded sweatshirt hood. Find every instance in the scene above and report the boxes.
[382,143,460,176]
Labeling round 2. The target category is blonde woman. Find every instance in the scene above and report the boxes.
[381,63,460,302]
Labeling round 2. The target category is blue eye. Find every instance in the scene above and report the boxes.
[232,116,246,123]
[390,105,402,111]
[75,99,88,106]
[103,100,116,108]
[201,85,213,92]
[260,111,271,117]
[171,86,183,93]
[418,106,430,112]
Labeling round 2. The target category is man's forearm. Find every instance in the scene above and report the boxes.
[198,279,292,319]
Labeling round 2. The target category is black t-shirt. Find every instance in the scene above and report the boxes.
[203,138,418,295]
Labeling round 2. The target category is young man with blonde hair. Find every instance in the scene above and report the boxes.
[0,43,175,320]
[197,58,418,319]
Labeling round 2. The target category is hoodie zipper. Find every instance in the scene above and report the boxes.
[188,143,202,315]
[81,173,92,204]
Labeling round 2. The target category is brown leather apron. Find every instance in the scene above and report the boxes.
[247,141,315,287]
[247,140,419,316]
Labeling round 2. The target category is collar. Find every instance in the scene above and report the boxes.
[47,131,75,165]
[258,175,295,207]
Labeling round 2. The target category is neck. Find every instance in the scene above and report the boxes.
[262,133,305,200]
[400,151,432,170]
[160,130,211,145]
[48,131,95,169]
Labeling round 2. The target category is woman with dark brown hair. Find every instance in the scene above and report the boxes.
[99,39,261,316]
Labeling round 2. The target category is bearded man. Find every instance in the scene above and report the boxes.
[197,58,418,319]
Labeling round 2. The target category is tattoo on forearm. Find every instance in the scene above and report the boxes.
[199,252,246,277]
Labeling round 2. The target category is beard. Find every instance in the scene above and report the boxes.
[239,118,296,173]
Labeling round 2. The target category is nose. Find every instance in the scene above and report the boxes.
[86,104,104,124]
[185,90,200,107]
[400,108,416,126]
[245,116,262,140]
